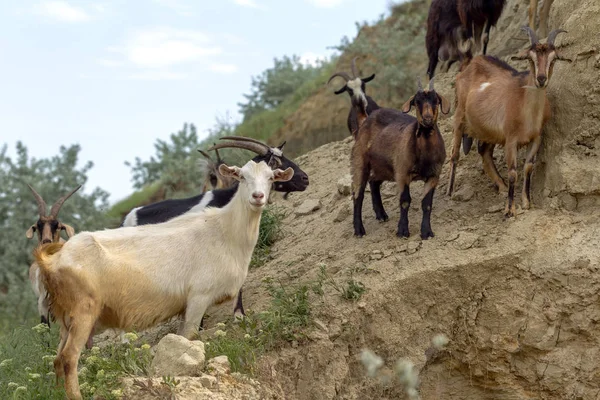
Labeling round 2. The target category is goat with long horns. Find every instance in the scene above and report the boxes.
[328,57,380,137]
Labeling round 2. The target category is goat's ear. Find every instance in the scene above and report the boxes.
[26,225,36,239]
[334,85,347,95]
[60,223,75,238]
[362,74,375,83]
[218,164,242,180]
[511,50,529,61]
[438,94,451,114]
[401,96,415,113]
[273,167,294,182]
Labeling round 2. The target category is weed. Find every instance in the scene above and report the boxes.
[315,264,367,301]
[251,205,285,269]
[205,278,313,374]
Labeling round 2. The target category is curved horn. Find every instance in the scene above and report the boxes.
[49,185,82,218]
[219,136,271,150]
[429,76,435,91]
[213,145,223,164]
[417,75,423,92]
[521,25,539,46]
[209,141,268,156]
[351,57,360,78]
[327,72,352,85]
[27,184,47,217]
[197,149,214,161]
[547,29,567,46]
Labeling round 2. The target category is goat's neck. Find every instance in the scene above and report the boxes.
[220,191,262,252]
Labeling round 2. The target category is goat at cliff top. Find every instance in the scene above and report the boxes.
[447,27,571,218]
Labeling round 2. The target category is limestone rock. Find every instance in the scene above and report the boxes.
[295,199,321,216]
[452,185,475,202]
[150,334,205,377]
[207,355,231,375]
[337,175,352,196]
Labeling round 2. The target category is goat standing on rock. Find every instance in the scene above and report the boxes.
[34,160,293,400]
[447,27,571,218]
[351,77,449,239]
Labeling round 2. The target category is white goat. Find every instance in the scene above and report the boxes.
[34,160,293,400]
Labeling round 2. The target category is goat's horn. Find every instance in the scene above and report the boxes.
[209,141,268,156]
[219,136,271,150]
[429,77,435,91]
[417,75,423,92]
[327,72,352,84]
[198,149,213,161]
[213,145,223,164]
[49,185,82,218]
[351,57,359,78]
[547,29,567,46]
[521,26,539,46]
[27,184,47,217]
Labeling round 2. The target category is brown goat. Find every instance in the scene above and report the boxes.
[198,146,236,192]
[351,77,449,239]
[447,27,571,217]
[26,184,81,326]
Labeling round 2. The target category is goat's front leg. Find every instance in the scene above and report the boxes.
[352,161,369,237]
[180,295,211,340]
[522,136,542,210]
[447,112,464,196]
[421,178,438,240]
[396,179,411,238]
[504,142,518,218]
[369,180,389,222]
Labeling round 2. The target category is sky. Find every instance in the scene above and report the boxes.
[0,0,393,204]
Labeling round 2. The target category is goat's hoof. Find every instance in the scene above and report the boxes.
[376,213,389,222]
[396,228,410,238]
[354,226,366,237]
[421,230,435,240]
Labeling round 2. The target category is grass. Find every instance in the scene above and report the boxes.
[250,205,286,269]
[0,324,152,400]
[205,278,312,374]
[314,264,366,301]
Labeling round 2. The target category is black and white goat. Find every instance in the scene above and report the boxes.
[121,136,309,321]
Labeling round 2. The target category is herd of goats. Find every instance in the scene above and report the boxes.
[21,0,571,398]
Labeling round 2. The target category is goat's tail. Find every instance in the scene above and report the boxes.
[33,243,63,276]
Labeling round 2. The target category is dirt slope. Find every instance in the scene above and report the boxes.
[118,0,600,398]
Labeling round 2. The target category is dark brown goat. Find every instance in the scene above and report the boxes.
[26,184,81,244]
[426,0,506,79]
[351,77,449,239]
[328,57,379,137]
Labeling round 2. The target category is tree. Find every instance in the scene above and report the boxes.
[238,55,327,121]
[0,142,111,326]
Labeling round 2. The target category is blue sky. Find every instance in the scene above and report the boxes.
[0,0,393,203]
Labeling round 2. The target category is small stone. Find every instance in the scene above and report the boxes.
[370,250,383,260]
[452,185,475,202]
[149,334,205,377]
[454,232,478,250]
[337,175,352,196]
[357,301,367,309]
[383,249,393,258]
[200,374,218,389]
[314,319,328,333]
[295,199,321,216]
[445,232,459,242]
[333,204,351,222]
[291,340,298,348]
[407,241,421,254]
[207,355,230,375]
[487,204,504,213]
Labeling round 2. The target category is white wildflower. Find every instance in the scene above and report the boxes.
[124,332,138,342]
[360,349,384,377]
[213,330,227,338]
[28,373,41,380]
[141,344,151,350]
[90,346,100,355]
[0,358,13,368]
[216,322,226,328]
[431,334,449,349]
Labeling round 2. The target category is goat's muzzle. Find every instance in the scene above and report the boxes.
[536,75,547,88]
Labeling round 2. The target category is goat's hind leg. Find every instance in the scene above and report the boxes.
[351,155,369,237]
[478,142,508,192]
[447,110,464,196]
[54,322,69,385]
[522,136,542,210]
[60,312,97,400]
[504,142,518,218]
[369,180,389,222]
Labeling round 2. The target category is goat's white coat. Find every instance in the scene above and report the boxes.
[122,207,141,227]
[41,161,293,338]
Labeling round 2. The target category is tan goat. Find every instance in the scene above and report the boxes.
[447,26,571,217]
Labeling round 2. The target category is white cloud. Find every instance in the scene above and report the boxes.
[129,71,187,80]
[34,1,90,22]
[112,28,221,69]
[306,0,345,8]
[209,63,238,74]
[98,59,123,68]
[153,0,194,16]
[233,0,267,10]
